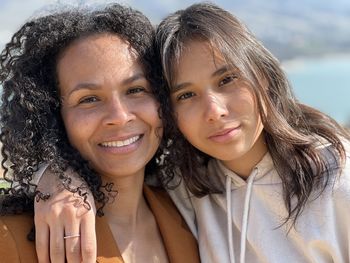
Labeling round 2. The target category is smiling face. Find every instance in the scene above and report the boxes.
[58,34,162,180]
[171,40,267,177]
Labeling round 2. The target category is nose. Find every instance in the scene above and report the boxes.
[103,96,133,126]
[203,93,228,122]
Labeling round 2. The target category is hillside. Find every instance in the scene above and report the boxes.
[138,0,350,61]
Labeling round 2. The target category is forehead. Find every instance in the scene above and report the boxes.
[174,40,227,78]
[179,40,226,63]
[58,33,138,68]
[56,33,144,85]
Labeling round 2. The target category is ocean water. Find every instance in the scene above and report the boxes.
[283,55,350,125]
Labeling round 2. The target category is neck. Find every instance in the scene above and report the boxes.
[223,133,268,179]
[99,171,168,261]
[102,170,147,227]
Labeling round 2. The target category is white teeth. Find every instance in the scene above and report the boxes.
[101,135,140,148]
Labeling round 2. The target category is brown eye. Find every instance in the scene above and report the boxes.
[127,87,146,94]
[219,74,238,86]
[177,91,196,101]
[78,96,99,104]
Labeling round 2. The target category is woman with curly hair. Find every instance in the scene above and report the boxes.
[0,3,199,263]
[34,2,350,263]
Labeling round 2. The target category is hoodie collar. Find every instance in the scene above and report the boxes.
[208,151,277,188]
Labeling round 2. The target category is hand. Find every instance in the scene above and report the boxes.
[34,167,97,263]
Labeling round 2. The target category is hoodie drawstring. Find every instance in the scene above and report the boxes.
[226,176,236,263]
[226,169,258,263]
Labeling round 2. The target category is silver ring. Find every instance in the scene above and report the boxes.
[64,234,80,239]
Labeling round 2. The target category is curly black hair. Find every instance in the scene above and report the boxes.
[0,3,174,215]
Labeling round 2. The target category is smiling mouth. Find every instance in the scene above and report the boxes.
[209,127,240,138]
[99,135,142,148]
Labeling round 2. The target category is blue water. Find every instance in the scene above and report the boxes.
[284,55,350,125]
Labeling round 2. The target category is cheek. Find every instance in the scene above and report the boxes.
[140,100,163,155]
[140,99,163,134]
[232,88,259,117]
[61,109,91,147]
[172,102,199,134]
[174,109,194,140]
[240,91,264,136]
[63,118,79,146]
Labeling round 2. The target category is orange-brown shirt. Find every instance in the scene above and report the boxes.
[0,185,199,263]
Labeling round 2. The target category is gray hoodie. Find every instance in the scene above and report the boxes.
[167,150,350,263]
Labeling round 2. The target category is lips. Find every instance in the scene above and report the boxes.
[99,135,142,148]
[208,126,241,143]
[209,127,239,138]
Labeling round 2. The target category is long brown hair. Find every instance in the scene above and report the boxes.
[156,2,350,225]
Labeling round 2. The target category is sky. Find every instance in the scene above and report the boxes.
[0,0,107,48]
[0,0,294,49]
[0,0,237,50]
[1,0,349,51]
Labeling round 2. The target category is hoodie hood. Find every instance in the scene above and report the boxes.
[208,152,279,189]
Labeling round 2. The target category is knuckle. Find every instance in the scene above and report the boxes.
[53,202,79,218]
[49,206,62,219]
[62,206,77,218]
[34,205,48,220]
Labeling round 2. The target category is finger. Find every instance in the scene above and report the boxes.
[49,220,65,263]
[80,215,97,263]
[34,218,50,263]
[64,219,81,263]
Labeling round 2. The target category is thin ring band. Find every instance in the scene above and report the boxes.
[63,234,80,239]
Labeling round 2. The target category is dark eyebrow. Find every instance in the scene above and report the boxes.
[67,83,100,97]
[172,65,231,93]
[172,82,191,93]
[66,73,146,96]
[212,65,230,77]
[122,72,146,85]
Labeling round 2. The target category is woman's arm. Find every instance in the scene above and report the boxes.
[34,167,97,263]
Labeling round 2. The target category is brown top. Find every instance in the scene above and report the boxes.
[0,185,200,263]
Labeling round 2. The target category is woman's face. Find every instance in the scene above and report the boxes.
[171,40,266,177]
[58,33,162,180]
